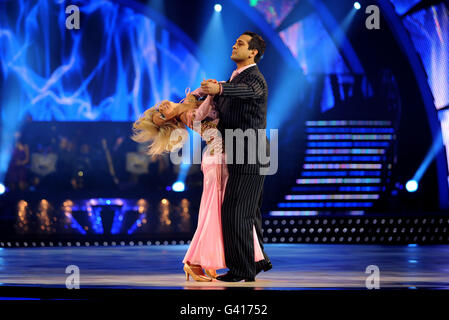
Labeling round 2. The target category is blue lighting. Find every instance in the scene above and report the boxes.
[339,186,381,192]
[307,142,390,148]
[408,260,418,264]
[88,207,104,234]
[110,209,125,235]
[406,180,418,193]
[172,181,185,192]
[411,134,444,192]
[0,297,40,300]
[278,202,373,208]
[214,4,222,12]
[306,127,394,133]
[302,171,381,177]
[408,244,418,247]
[0,183,5,195]
[291,186,382,192]
[304,156,382,162]
[354,2,361,10]
[127,214,146,235]
[0,0,205,122]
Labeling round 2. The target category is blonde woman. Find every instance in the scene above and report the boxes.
[132,85,264,282]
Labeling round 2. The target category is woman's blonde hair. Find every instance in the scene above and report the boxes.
[131,101,196,156]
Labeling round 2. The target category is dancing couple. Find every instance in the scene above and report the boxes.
[132,31,272,282]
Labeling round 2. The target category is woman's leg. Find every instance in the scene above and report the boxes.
[182,152,227,276]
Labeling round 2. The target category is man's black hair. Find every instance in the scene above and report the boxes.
[242,31,266,63]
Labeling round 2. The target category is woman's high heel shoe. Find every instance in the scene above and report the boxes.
[184,263,211,282]
[204,269,217,279]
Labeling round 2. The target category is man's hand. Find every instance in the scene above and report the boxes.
[201,78,220,95]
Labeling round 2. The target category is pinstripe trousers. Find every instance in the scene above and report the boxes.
[221,173,269,278]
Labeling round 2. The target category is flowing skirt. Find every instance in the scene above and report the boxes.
[182,148,264,270]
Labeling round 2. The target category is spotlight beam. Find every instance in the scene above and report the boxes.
[412,132,444,183]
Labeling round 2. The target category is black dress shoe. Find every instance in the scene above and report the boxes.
[216,272,255,282]
[256,259,273,275]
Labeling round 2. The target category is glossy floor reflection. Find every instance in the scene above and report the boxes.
[0,244,448,289]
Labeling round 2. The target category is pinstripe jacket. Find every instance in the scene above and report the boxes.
[213,65,270,175]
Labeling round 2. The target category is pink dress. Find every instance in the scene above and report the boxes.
[182,89,264,270]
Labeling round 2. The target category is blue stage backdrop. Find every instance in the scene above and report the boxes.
[0,0,448,234]
[0,0,206,122]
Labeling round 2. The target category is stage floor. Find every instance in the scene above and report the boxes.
[1,244,448,289]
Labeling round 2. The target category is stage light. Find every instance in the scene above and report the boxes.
[406,180,418,192]
[353,2,361,10]
[172,181,185,192]
[214,4,222,12]
[0,183,5,195]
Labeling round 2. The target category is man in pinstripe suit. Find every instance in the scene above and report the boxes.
[201,31,272,282]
